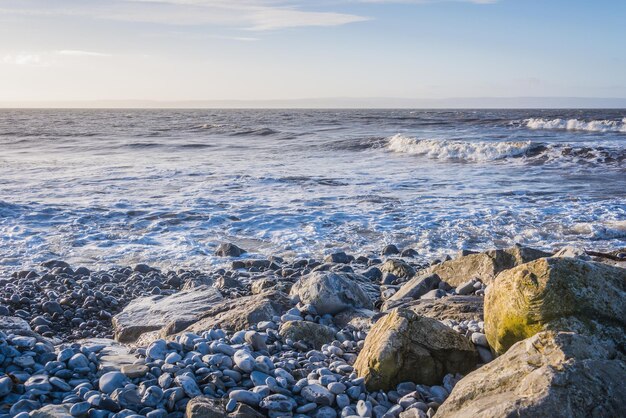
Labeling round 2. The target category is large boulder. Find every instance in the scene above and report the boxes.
[485,257,626,355]
[431,245,551,287]
[384,296,483,322]
[279,320,337,349]
[178,290,291,336]
[112,285,223,343]
[435,331,626,418]
[290,271,373,315]
[354,309,478,391]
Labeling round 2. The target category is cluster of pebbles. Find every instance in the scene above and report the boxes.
[1,245,484,418]
[0,311,459,418]
[0,262,200,340]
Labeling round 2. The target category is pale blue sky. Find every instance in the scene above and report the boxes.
[0,0,625,103]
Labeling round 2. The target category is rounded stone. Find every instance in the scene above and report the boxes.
[99,372,130,394]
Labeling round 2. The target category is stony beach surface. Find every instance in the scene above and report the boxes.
[1,244,624,418]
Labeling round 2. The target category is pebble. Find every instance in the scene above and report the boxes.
[99,372,129,394]
[229,389,262,406]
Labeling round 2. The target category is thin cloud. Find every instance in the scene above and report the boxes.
[57,50,112,57]
[355,0,497,3]
[2,53,50,67]
[0,0,370,31]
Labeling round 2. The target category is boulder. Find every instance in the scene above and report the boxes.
[485,257,626,355]
[430,245,551,286]
[290,271,373,315]
[379,259,416,279]
[177,290,291,336]
[435,332,626,418]
[250,278,291,295]
[279,320,337,349]
[112,285,223,343]
[386,273,441,302]
[384,296,483,322]
[78,338,137,372]
[354,309,478,391]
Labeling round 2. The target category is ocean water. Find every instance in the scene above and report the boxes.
[0,109,624,275]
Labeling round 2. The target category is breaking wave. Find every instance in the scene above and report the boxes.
[386,134,540,162]
[525,118,626,133]
[385,134,626,165]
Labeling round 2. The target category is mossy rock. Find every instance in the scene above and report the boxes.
[485,257,626,355]
[354,309,478,391]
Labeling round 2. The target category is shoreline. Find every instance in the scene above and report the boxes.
[1,244,624,417]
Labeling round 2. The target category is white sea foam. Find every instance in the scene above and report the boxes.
[525,117,626,132]
[386,134,535,162]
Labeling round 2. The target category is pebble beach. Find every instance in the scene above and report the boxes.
[1,243,625,418]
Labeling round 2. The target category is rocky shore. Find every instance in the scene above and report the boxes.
[1,244,624,418]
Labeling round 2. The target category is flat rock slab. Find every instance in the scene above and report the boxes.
[177,290,291,337]
[78,338,138,372]
[383,295,483,322]
[30,404,72,418]
[112,285,223,343]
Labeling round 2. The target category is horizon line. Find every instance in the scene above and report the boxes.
[1,96,626,110]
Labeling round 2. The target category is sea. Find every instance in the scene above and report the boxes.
[0,109,624,275]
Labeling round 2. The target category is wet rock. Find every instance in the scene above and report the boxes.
[381,245,400,256]
[324,252,353,264]
[354,309,478,390]
[215,243,246,257]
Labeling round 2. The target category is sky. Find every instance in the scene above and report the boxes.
[0,0,625,105]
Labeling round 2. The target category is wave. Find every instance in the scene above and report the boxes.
[385,134,625,165]
[230,128,280,137]
[525,118,626,133]
[386,134,540,162]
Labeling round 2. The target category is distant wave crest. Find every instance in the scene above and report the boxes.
[525,117,626,133]
[386,134,537,162]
